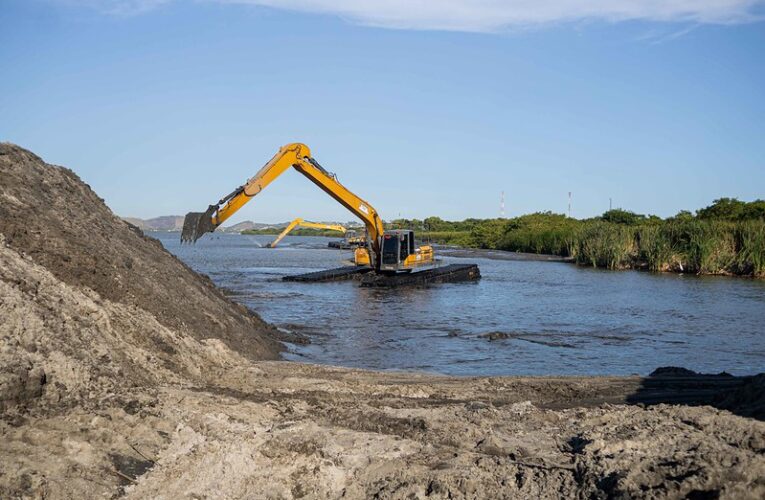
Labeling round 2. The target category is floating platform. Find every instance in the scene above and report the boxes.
[360,264,481,287]
[282,265,371,282]
[327,241,364,250]
[282,263,481,287]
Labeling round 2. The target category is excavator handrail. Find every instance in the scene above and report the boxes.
[181,143,385,267]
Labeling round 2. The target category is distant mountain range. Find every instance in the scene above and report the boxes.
[123,216,185,231]
[122,216,362,233]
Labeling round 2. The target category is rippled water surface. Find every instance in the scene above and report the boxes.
[156,232,765,376]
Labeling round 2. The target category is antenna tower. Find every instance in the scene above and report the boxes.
[568,192,572,218]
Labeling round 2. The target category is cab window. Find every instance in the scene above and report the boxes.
[382,234,399,264]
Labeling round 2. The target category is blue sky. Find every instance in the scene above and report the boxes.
[1,1,764,224]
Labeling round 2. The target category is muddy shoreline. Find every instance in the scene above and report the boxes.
[437,245,574,262]
[437,244,765,280]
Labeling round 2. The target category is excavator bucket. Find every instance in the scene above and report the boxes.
[181,206,218,244]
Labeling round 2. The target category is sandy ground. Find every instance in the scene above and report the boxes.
[4,349,765,498]
[1,143,764,499]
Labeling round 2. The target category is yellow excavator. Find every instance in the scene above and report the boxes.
[181,143,435,274]
[266,218,346,248]
[327,228,367,250]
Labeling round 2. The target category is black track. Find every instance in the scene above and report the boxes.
[282,264,481,287]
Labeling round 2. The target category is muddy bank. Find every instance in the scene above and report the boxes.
[1,144,764,499]
[437,246,573,262]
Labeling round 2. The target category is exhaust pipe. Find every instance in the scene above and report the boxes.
[181,205,218,244]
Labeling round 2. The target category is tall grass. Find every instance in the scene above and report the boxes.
[460,216,765,277]
[574,222,636,270]
[636,225,674,271]
[733,221,765,277]
[499,213,579,256]
[663,220,737,275]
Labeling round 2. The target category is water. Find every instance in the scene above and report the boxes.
[156,232,765,377]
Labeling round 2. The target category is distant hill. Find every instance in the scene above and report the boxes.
[123,215,185,231]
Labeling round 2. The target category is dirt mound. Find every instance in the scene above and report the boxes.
[0,143,280,361]
[636,366,765,420]
[714,374,765,420]
[0,235,258,410]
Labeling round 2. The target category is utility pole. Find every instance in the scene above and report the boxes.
[500,191,505,218]
[609,198,612,211]
[568,192,572,218]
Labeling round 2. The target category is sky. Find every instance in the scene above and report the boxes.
[1,1,764,224]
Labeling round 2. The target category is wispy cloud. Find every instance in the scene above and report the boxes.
[53,0,765,30]
[54,0,172,16]
[635,24,701,45]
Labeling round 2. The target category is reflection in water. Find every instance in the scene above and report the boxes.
[156,232,765,377]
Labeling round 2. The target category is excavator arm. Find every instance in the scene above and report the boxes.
[298,221,346,232]
[266,218,346,248]
[181,143,385,265]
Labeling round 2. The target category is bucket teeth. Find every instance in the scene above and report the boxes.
[181,206,218,244]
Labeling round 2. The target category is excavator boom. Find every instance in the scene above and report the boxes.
[182,143,386,266]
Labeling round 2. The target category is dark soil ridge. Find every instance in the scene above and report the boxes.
[0,143,281,361]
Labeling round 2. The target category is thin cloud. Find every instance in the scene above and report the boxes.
[54,0,172,16]
[218,0,765,31]
[637,24,701,44]
[53,0,765,30]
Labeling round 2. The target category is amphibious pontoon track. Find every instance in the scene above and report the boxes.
[282,264,480,287]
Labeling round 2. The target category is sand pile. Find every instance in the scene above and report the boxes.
[1,143,763,499]
[0,143,280,361]
[0,233,261,410]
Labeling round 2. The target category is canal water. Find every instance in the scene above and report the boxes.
[156,232,765,377]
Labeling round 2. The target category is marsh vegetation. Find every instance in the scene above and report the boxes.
[395,198,765,277]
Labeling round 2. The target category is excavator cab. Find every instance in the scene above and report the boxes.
[378,230,433,273]
[381,230,412,266]
[354,230,434,271]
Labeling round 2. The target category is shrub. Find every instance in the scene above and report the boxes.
[600,209,646,225]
